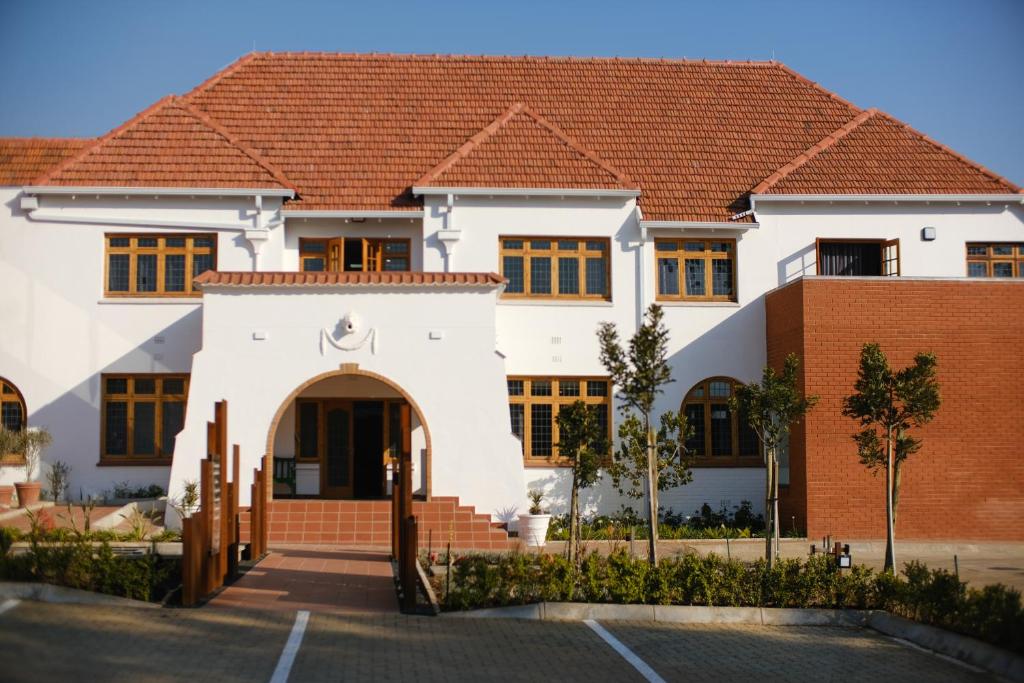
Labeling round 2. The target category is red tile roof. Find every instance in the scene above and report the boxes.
[34,96,295,190]
[415,103,637,191]
[194,270,505,288]
[0,138,91,186]
[754,109,1020,195]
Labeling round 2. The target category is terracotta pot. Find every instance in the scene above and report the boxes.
[14,482,41,508]
[0,485,13,508]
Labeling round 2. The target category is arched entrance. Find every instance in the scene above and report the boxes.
[265,366,431,501]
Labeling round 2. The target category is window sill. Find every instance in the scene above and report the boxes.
[498,299,614,308]
[98,298,202,306]
[656,300,740,308]
[97,458,173,467]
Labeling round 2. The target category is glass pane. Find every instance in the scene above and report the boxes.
[586,381,608,397]
[655,241,678,252]
[710,241,731,253]
[164,254,186,292]
[108,254,130,292]
[559,380,580,397]
[507,380,524,396]
[993,262,1013,278]
[166,237,186,248]
[657,258,678,295]
[383,241,407,254]
[585,257,607,296]
[192,237,214,249]
[684,241,704,252]
[712,259,733,296]
[967,262,987,278]
[585,240,606,251]
[389,402,402,458]
[326,408,349,486]
[138,237,158,248]
[710,404,732,456]
[162,378,185,394]
[1,382,12,394]
[192,253,213,277]
[992,245,1013,256]
[105,401,128,455]
[503,255,524,293]
[591,404,610,446]
[298,403,319,458]
[303,258,325,272]
[136,254,157,292]
[966,245,987,256]
[684,404,704,456]
[738,408,759,456]
[302,240,326,254]
[709,381,731,398]
[133,402,156,456]
[1,402,24,432]
[133,378,156,394]
[557,240,578,251]
[161,401,184,456]
[557,257,579,295]
[109,237,130,248]
[531,380,552,397]
[382,257,408,271]
[530,240,551,250]
[502,239,524,250]
[530,257,551,294]
[530,404,552,457]
[509,404,525,454]
[684,259,706,296]
[105,378,128,394]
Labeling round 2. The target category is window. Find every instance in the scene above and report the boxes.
[507,376,611,466]
[682,377,760,466]
[816,239,900,277]
[966,243,1024,278]
[0,378,26,463]
[500,238,610,300]
[299,238,410,273]
[105,234,215,297]
[655,239,736,301]
[101,374,188,462]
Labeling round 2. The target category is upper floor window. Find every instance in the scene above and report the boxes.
[500,238,610,300]
[816,239,900,277]
[656,239,736,302]
[966,243,1024,278]
[105,234,216,297]
[0,378,26,463]
[682,377,760,467]
[507,376,611,466]
[299,238,410,273]
[101,374,189,463]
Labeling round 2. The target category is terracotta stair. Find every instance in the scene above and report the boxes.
[240,496,513,551]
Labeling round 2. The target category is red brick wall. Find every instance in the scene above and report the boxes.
[766,278,1024,541]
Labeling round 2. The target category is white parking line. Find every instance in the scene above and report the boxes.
[269,610,310,683]
[584,619,667,683]
[0,599,20,616]
[884,635,985,674]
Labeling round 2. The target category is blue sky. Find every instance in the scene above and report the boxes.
[1,0,1021,184]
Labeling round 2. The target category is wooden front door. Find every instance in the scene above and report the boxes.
[321,400,353,498]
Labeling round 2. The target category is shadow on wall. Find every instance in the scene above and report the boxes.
[523,468,615,519]
[778,243,816,285]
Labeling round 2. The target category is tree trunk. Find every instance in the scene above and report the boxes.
[772,455,781,563]
[646,423,659,567]
[764,446,775,568]
[892,457,903,527]
[569,471,580,567]
[884,427,896,573]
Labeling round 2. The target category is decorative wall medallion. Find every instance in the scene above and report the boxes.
[320,311,378,355]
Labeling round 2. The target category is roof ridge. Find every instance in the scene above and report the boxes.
[32,95,178,185]
[0,136,92,143]
[872,110,1022,193]
[247,51,779,66]
[182,52,261,102]
[753,109,878,194]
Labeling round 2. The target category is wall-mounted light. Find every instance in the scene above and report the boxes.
[921,226,936,241]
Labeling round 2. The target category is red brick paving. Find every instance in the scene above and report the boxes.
[207,545,399,615]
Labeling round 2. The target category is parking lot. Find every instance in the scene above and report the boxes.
[0,601,992,682]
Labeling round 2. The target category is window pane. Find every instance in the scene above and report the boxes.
[530,240,551,250]
[738,408,759,456]
[591,404,610,447]
[658,258,679,295]
[684,259,706,296]
[558,380,580,397]
[109,237,130,248]
[192,237,214,249]
[164,254,186,292]
[585,240,606,251]
[105,401,128,455]
[509,404,525,454]
[558,257,579,295]
[531,380,552,397]
[585,257,607,296]
[507,380,524,397]
[166,237,186,248]
[382,257,409,271]
[105,378,128,394]
[303,258,325,272]
[192,253,213,277]
[503,255,524,293]
[530,404,552,456]
[503,239,524,250]
[133,378,156,394]
[684,404,704,456]
[138,237,158,248]
[993,262,1013,278]
[302,240,326,253]
[712,259,733,296]
[586,381,608,397]
[298,403,319,458]
[108,254,130,292]
[162,378,185,394]
[1,402,24,432]
[966,245,987,256]
[710,404,732,456]
[710,241,731,253]
[136,254,157,292]
[709,381,731,398]
[133,402,155,456]
[656,241,678,252]
[967,262,988,278]
[684,241,704,252]
[557,240,578,251]
[161,401,184,456]
[530,257,551,294]
[992,245,1013,256]
[383,241,407,254]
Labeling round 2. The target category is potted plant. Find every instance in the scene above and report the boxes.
[14,427,52,508]
[517,489,551,547]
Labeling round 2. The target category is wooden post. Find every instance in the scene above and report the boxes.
[391,466,400,559]
[401,515,418,612]
[228,445,240,579]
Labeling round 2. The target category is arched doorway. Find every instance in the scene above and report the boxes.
[265,366,431,501]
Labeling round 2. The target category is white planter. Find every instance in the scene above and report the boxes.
[517,513,551,547]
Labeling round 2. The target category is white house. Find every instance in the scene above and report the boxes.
[0,54,1020,538]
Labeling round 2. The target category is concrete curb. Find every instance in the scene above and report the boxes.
[0,581,159,609]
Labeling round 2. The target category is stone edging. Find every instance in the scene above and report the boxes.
[446,603,1024,682]
[0,581,159,609]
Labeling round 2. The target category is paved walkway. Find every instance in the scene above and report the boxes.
[207,545,398,615]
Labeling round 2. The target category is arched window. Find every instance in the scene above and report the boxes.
[682,377,760,465]
[0,378,27,462]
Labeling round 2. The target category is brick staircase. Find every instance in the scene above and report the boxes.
[240,496,513,551]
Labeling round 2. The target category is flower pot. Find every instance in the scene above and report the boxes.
[517,513,551,547]
[14,482,41,508]
[0,485,13,508]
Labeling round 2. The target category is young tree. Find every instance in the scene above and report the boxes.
[598,304,691,566]
[555,400,607,567]
[843,343,940,573]
[730,354,817,568]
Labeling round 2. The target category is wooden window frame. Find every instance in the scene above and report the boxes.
[104,233,216,298]
[654,238,737,302]
[99,374,189,466]
[814,238,901,277]
[299,237,411,273]
[507,376,612,467]
[499,237,612,301]
[682,376,761,468]
[965,242,1024,278]
[0,377,27,465]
